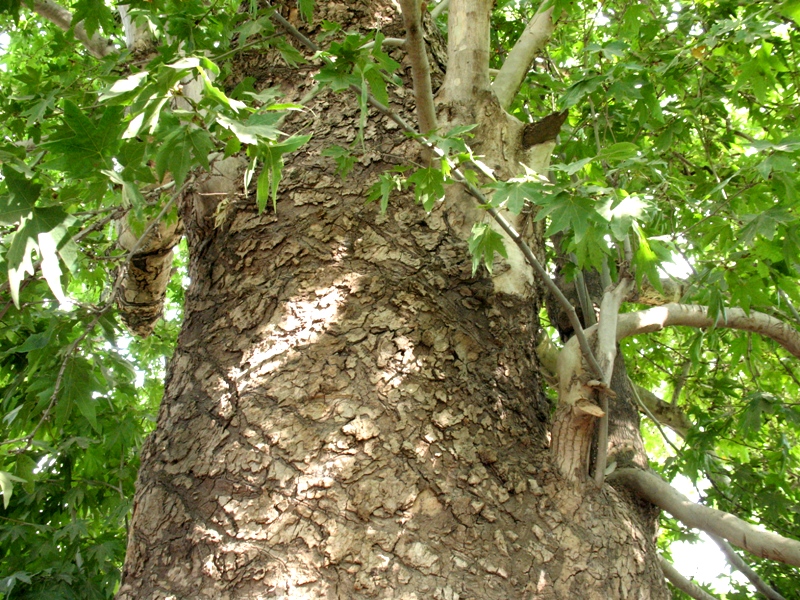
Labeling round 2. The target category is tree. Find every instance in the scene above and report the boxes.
[0,0,799,598]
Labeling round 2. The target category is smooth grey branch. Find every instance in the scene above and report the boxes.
[31,0,114,58]
[492,5,554,110]
[612,469,800,567]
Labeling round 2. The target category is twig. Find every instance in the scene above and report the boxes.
[659,556,719,600]
[399,0,437,135]
[777,288,800,325]
[708,534,787,600]
[629,378,683,453]
[74,206,128,243]
[671,360,691,406]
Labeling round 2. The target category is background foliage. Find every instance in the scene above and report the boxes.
[0,0,798,597]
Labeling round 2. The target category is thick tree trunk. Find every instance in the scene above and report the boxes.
[118,3,670,598]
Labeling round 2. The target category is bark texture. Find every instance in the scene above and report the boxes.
[118,2,670,598]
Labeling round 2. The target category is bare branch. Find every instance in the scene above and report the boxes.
[399,0,437,135]
[709,534,787,600]
[440,0,492,103]
[31,0,114,58]
[634,384,691,438]
[593,278,633,484]
[492,5,554,110]
[611,468,800,567]
[629,381,684,454]
[430,0,450,19]
[616,304,800,360]
[658,557,719,600]
[536,335,692,439]
[118,4,153,53]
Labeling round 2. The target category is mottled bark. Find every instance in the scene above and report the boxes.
[118,2,670,598]
[116,217,183,337]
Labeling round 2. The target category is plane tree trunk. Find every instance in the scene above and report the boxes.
[118,2,670,598]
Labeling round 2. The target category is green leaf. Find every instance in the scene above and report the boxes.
[60,357,99,431]
[0,471,26,509]
[535,191,595,241]
[255,134,312,212]
[12,330,54,354]
[188,128,215,171]
[43,102,124,177]
[367,171,403,213]
[600,142,640,162]
[780,0,800,25]
[0,166,40,225]
[597,193,651,241]
[298,0,314,22]
[738,208,794,247]
[154,129,187,187]
[467,223,507,275]
[321,145,357,179]
[6,207,74,307]
[199,67,246,113]
[739,392,776,439]
[217,114,280,146]
[633,225,663,293]
[362,66,389,107]
[489,181,544,214]
[406,167,445,212]
[558,75,605,109]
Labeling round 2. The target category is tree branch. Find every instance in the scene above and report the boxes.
[611,468,800,567]
[440,0,492,103]
[30,0,114,58]
[399,0,437,135]
[593,278,633,484]
[430,0,449,19]
[658,557,719,600]
[492,4,554,110]
[536,334,692,439]
[616,304,800,360]
[633,383,690,438]
[709,534,787,600]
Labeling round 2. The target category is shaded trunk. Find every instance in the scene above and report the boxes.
[118,3,670,598]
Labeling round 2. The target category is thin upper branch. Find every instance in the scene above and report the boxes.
[616,304,800,360]
[492,5,554,111]
[709,534,787,600]
[658,557,718,600]
[536,334,692,438]
[611,468,800,567]
[31,0,114,58]
[430,0,450,19]
[398,0,437,134]
[593,278,633,484]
